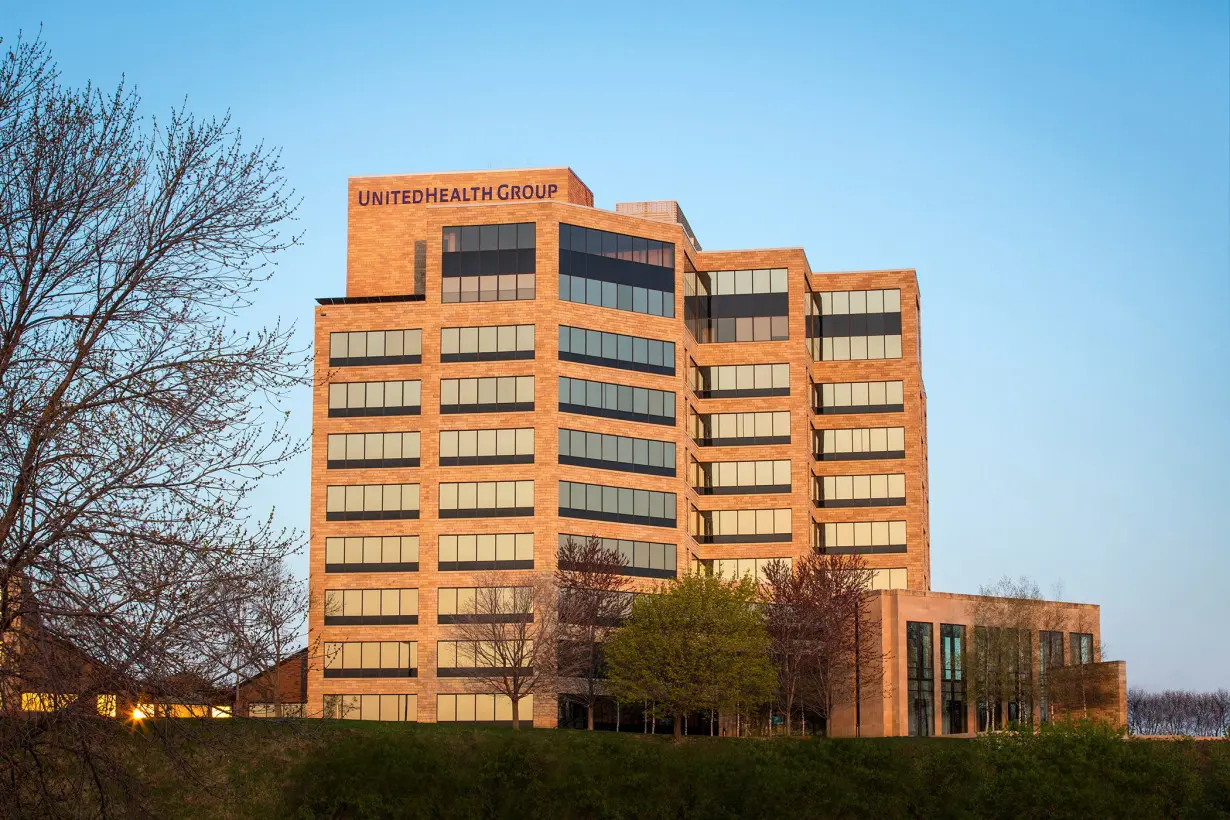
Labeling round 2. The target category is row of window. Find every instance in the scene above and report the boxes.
[687,268,789,297]
[325,536,420,572]
[558,325,675,376]
[325,484,420,520]
[692,460,791,494]
[437,640,531,673]
[440,376,535,413]
[815,381,906,414]
[704,556,793,582]
[559,274,675,318]
[440,325,534,362]
[443,223,537,253]
[323,641,417,677]
[441,224,536,277]
[439,481,535,518]
[558,376,676,426]
[321,532,677,578]
[441,274,536,303]
[327,432,420,469]
[323,589,419,625]
[323,694,416,722]
[329,329,422,366]
[319,693,535,724]
[439,428,534,465]
[439,533,535,571]
[559,224,674,294]
[815,427,906,460]
[690,411,790,447]
[327,381,422,417]
[437,587,529,620]
[819,335,903,361]
[557,534,676,579]
[814,521,908,554]
[558,428,676,477]
[687,313,790,345]
[690,508,792,543]
[815,474,907,507]
[558,481,677,528]
[559,223,675,269]
[690,363,790,399]
[816,289,903,315]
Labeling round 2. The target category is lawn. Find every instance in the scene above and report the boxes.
[39,719,1230,819]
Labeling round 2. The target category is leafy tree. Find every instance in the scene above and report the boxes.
[604,571,774,739]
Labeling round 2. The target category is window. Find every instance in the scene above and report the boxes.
[323,694,416,722]
[329,329,422,366]
[328,380,422,417]
[692,459,790,495]
[439,533,534,571]
[558,325,675,376]
[941,624,966,734]
[690,363,789,399]
[690,410,790,447]
[437,587,532,624]
[815,427,906,461]
[558,481,677,528]
[558,376,675,426]
[323,641,417,678]
[814,381,905,414]
[684,268,790,343]
[870,568,909,590]
[690,507,791,544]
[558,223,674,318]
[440,376,534,414]
[325,536,419,573]
[557,534,676,579]
[815,474,906,507]
[907,621,934,737]
[815,289,903,360]
[325,484,419,521]
[326,432,420,469]
[703,556,792,582]
[816,521,907,555]
[438,480,534,518]
[441,324,534,362]
[436,693,533,724]
[436,640,532,676]
[248,702,307,718]
[324,588,418,625]
[1040,629,1065,721]
[558,428,675,477]
[1070,632,1094,665]
[439,428,534,466]
[441,223,535,303]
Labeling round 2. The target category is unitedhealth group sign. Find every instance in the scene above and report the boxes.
[356,182,559,207]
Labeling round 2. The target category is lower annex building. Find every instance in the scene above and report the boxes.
[306,167,1122,735]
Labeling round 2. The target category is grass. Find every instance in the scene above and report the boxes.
[26,719,1230,819]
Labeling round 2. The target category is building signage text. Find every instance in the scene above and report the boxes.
[356,182,559,207]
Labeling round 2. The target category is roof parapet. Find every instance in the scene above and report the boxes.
[614,200,701,250]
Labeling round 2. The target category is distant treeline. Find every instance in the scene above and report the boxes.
[1128,688,1230,737]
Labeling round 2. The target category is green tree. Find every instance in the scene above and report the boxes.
[604,571,775,739]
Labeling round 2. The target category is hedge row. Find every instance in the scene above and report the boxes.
[279,722,1229,819]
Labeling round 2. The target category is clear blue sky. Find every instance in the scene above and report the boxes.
[7,1,1227,689]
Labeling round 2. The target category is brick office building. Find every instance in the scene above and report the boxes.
[308,167,1118,734]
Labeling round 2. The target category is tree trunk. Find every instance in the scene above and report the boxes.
[511,697,520,730]
[587,704,594,730]
[785,687,794,736]
[673,712,683,740]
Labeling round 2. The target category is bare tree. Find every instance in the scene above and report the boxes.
[450,573,560,730]
[554,535,631,730]
[0,31,307,814]
[1128,688,1230,737]
[760,552,884,736]
[967,576,1060,732]
[209,557,311,718]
